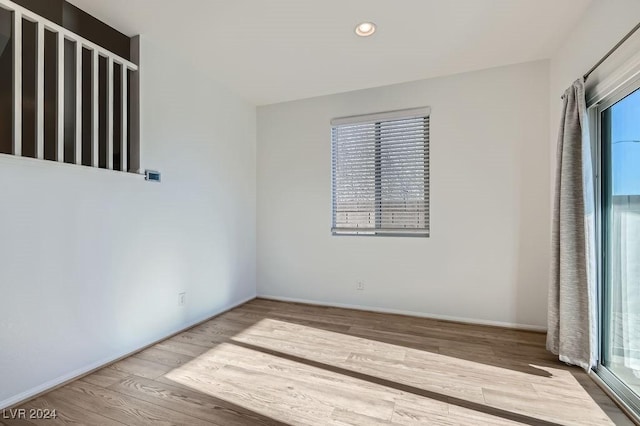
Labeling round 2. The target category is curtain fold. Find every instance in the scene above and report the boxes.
[547,79,597,370]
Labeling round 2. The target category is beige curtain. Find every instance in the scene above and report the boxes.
[547,79,597,370]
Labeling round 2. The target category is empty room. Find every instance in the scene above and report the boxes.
[1,0,640,424]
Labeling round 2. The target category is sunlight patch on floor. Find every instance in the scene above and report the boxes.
[159,319,618,425]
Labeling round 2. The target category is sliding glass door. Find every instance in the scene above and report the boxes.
[599,83,640,413]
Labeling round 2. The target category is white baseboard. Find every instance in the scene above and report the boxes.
[257,294,547,333]
[0,295,256,410]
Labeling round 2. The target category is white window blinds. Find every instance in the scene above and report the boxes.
[331,107,430,237]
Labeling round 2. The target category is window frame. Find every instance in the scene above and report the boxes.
[590,74,640,420]
[330,107,430,238]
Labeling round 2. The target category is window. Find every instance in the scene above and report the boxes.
[331,107,430,236]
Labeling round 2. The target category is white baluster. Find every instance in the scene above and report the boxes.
[13,10,21,156]
[36,22,44,159]
[56,31,64,162]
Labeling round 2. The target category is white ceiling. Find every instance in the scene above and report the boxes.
[68,0,591,105]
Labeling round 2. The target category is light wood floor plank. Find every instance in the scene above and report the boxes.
[79,367,131,388]
[110,356,173,380]
[154,338,211,358]
[108,375,285,425]
[132,347,194,368]
[53,381,210,426]
[331,408,400,425]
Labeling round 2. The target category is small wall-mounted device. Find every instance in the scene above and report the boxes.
[145,170,161,182]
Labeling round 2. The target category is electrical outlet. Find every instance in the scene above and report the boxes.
[178,292,186,306]
[356,282,365,291]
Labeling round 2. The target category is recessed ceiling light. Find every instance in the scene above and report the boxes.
[355,22,376,37]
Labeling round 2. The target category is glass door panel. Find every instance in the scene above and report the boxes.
[601,86,640,401]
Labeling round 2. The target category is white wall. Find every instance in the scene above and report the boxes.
[0,37,256,407]
[257,60,550,330]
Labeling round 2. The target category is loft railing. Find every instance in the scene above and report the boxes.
[0,0,139,172]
